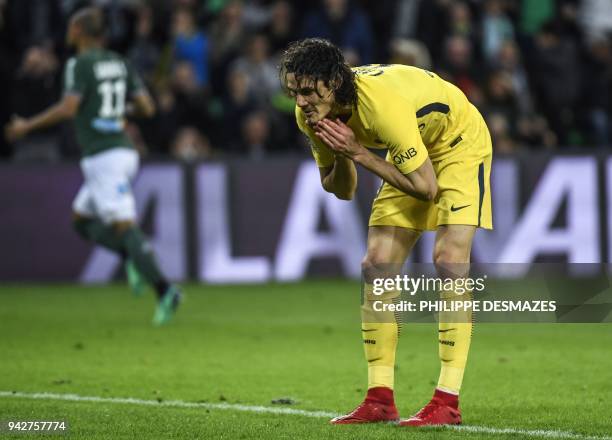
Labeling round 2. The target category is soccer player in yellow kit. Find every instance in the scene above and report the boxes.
[280,39,492,426]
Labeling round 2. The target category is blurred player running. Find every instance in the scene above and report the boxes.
[5,7,181,326]
[280,39,492,426]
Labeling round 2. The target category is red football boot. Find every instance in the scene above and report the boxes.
[399,389,461,427]
[330,387,399,424]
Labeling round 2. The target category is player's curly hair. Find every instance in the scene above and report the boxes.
[279,38,357,108]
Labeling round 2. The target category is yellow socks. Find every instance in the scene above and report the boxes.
[436,290,473,394]
[360,281,473,394]
[361,284,400,390]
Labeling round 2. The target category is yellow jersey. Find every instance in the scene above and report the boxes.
[296,64,482,175]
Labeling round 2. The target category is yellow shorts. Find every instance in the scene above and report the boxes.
[369,114,493,231]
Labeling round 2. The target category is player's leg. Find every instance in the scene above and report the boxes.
[331,225,421,424]
[112,219,181,324]
[72,182,127,256]
[88,147,181,324]
[434,224,475,397]
[73,152,147,295]
[401,110,493,427]
[400,224,475,427]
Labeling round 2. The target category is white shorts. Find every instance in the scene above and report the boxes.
[72,147,139,224]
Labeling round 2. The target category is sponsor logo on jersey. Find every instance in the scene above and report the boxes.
[92,118,124,133]
[94,61,127,80]
[392,148,418,164]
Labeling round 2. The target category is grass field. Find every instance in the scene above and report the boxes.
[1,281,611,439]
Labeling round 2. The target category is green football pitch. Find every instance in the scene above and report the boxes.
[0,282,610,439]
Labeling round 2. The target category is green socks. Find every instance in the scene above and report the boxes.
[73,218,168,296]
[122,227,167,293]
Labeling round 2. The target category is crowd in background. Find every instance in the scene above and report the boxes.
[0,0,611,162]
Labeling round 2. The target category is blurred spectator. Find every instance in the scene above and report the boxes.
[222,69,257,151]
[389,38,432,69]
[483,70,520,132]
[6,0,64,53]
[557,0,583,45]
[528,21,581,146]
[437,35,482,100]
[482,0,515,61]
[264,1,297,56]
[487,112,516,153]
[516,114,558,149]
[230,33,280,106]
[128,4,159,83]
[360,0,397,60]
[580,37,612,146]
[302,0,374,65]
[209,0,246,91]
[10,46,61,162]
[102,0,138,54]
[448,1,477,41]
[493,40,533,113]
[411,0,452,63]
[241,0,271,30]
[392,0,421,40]
[171,62,214,137]
[2,0,612,160]
[147,86,179,152]
[579,0,612,42]
[171,126,213,161]
[172,7,210,88]
[240,111,271,158]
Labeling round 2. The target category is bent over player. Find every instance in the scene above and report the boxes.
[5,7,181,325]
[280,39,492,426]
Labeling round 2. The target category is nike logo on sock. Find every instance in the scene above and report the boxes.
[438,328,456,333]
[362,329,378,332]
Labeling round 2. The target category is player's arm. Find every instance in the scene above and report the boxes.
[316,118,437,201]
[352,146,437,201]
[295,107,357,200]
[125,62,155,118]
[319,155,357,201]
[4,94,81,142]
[127,90,156,118]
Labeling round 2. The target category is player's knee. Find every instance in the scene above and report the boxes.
[362,254,381,283]
[112,220,134,234]
[362,253,399,283]
[72,215,91,240]
[433,247,470,278]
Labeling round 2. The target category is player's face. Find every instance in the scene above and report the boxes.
[66,19,79,46]
[285,73,335,125]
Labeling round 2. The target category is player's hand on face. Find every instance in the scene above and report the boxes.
[315,118,364,159]
[4,115,30,142]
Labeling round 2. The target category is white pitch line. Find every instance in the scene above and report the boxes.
[1,391,610,440]
[445,425,612,440]
[0,391,337,419]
